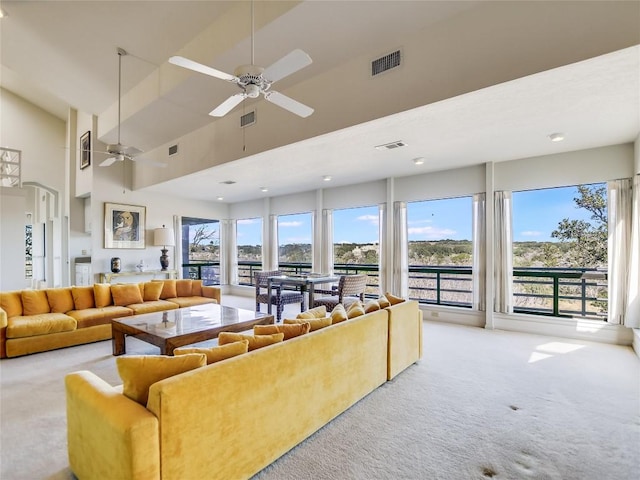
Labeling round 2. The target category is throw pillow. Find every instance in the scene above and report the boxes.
[93,283,113,308]
[174,340,249,365]
[117,353,206,406]
[142,281,163,302]
[296,305,327,319]
[21,290,50,315]
[254,322,311,340]
[364,299,381,313]
[218,332,284,351]
[153,279,177,299]
[377,295,391,308]
[330,303,348,324]
[111,284,144,306]
[72,286,95,310]
[175,279,193,297]
[385,292,406,305]
[347,300,365,319]
[284,316,332,332]
[46,288,75,313]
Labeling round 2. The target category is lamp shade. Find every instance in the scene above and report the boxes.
[153,226,175,246]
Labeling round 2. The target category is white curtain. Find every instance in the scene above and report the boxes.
[608,179,632,325]
[172,215,182,278]
[392,201,409,297]
[265,214,279,271]
[494,191,513,313]
[378,203,387,294]
[220,219,238,285]
[321,209,334,274]
[472,193,486,311]
[625,175,640,328]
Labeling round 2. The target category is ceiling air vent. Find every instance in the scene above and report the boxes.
[168,144,178,156]
[240,110,256,128]
[374,140,407,151]
[371,49,402,76]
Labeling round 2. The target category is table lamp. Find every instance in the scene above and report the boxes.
[153,225,175,271]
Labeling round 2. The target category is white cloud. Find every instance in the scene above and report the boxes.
[408,219,433,226]
[521,230,543,237]
[279,221,303,227]
[408,226,456,240]
[357,214,379,226]
[284,236,311,243]
[237,218,257,225]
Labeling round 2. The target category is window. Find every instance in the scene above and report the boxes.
[181,217,220,285]
[406,197,473,306]
[511,183,607,318]
[332,205,379,292]
[236,217,262,285]
[278,213,312,273]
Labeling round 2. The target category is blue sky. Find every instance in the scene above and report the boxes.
[233,184,604,245]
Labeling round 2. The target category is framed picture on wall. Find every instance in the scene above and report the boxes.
[104,202,146,249]
[80,131,91,170]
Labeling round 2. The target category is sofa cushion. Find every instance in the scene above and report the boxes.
[364,299,381,313]
[174,340,249,365]
[153,280,177,300]
[218,332,284,351]
[46,288,75,313]
[347,301,365,319]
[72,286,95,310]
[0,291,23,318]
[191,279,203,296]
[67,306,133,328]
[166,296,216,308]
[385,292,406,305]
[111,284,144,306]
[330,303,348,324]
[284,316,332,332]
[21,290,50,316]
[6,313,77,338]
[117,353,206,406]
[377,295,391,308]
[142,281,163,302]
[296,305,327,319]
[254,322,310,340]
[126,300,178,315]
[93,284,113,308]
[175,279,193,297]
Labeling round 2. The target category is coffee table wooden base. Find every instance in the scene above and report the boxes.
[111,304,274,356]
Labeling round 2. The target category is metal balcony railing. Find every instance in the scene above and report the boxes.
[188,260,608,320]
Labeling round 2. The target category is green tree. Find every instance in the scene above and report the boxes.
[551,184,607,267]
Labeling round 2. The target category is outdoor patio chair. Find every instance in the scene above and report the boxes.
[312,274,367,312]
[255,270,305,322]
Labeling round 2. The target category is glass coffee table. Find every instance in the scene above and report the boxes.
[111,303,274,355]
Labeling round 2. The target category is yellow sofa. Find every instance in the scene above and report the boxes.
[64,300,422,480]
[0,279,221,358]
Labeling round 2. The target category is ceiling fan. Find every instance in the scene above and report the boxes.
[99,48,166,168]
[168,2,314,118]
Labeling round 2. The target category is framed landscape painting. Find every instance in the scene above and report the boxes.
[104,202,146,249]
[80,131,91,170]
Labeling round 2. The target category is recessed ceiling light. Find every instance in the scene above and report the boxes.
[260,187,268,192]
[216,196,224,201]
[219,180,236,185]
[413,157,425,165]
[548,132,565,142]
[322,175,332,182]
[0,9,7,19]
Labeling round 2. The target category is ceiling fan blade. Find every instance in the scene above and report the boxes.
[99,157,118,167]
[263,49,312,83]
[264,91,314,118]
[169,56,237,82]
[209,93,247,117]
[122,145,143,156]
[131,156,168,168]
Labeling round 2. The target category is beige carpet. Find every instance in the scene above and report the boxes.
[1,298,638,479]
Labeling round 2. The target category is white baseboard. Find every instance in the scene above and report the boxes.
[419,306,485,328]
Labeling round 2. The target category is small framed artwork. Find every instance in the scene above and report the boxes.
[104,202,146,249]
[80,131,91,170]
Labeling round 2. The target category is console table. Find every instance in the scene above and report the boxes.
[99,269,177,283]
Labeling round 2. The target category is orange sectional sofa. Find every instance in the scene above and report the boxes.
[0,279,221,358]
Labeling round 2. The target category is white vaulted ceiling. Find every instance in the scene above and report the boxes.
[1,1,639,203]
